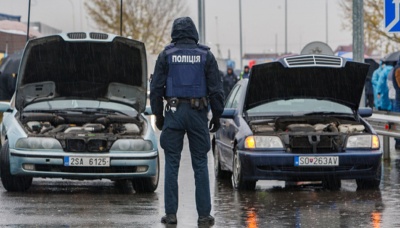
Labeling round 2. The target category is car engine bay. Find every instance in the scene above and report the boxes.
[249,116,369,153]
[19,112,147,152]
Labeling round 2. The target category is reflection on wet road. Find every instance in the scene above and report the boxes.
[1,134,400,227]
[214,179,384,227]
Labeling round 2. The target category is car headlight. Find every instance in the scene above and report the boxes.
[15,138,63,150]
[245,136,284,149]
[346,135,379,149]
[111,139,153,151]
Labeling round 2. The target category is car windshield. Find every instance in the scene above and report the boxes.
[23,100,138,116]
[247,99,353,115]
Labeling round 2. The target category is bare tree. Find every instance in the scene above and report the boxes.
[339,0,400,55]
[85,0,188,54]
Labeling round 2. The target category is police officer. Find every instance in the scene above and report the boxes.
[150,17,224,225]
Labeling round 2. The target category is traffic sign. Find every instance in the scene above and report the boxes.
[385,0,400,32]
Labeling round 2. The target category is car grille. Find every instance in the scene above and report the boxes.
[89,32,108,40]
[67,32,87,39]
[66,139,109,152]
[284,55,343,68]
[35,165,138,173]
[289,135,339,153]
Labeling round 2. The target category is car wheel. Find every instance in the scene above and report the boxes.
[322,177,341,190]
[231,148,256,191]
[0,140,32,192]
[356,164,382,190]
[213,145,231,179]
[132,155,160,193]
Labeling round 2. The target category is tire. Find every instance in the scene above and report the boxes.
[132,155,160,193]
[0,141,32,192]
[213,145,231,179]
[322,177,341,191]
[231,148,256,191]
[356,164,382,190]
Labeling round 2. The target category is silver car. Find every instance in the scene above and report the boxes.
[0,32,159,192]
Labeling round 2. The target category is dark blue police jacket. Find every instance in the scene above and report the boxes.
[165,43,208,98]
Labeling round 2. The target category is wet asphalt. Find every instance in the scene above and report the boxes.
[0,132,400,228]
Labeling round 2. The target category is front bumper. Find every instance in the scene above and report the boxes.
[9,149,158,180]
[237,149,382,181]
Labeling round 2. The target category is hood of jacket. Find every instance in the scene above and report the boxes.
[171,17,199,43]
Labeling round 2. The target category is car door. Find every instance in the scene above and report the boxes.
[219,84,242,170]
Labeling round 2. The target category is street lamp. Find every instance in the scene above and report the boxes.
[285,0,287,54]
[27,0,31,41]
[326,0,328,44]
[239,0,243,70]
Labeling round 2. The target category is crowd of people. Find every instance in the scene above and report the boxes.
[222,65,250,97]
[370,57,400,112]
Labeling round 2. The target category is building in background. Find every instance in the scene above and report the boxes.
[0,14,61,61]
[30,22,61,36]
[0,20,41,59]
[0,13,20,22]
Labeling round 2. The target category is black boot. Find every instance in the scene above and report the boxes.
[198,215,215,226]
[161,214,177,224]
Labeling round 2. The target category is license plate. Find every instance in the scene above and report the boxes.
[294,156,339,166]
[64,157,110,167]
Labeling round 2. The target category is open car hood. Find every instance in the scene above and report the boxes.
[16,32,148,113]
[244,55,370,112]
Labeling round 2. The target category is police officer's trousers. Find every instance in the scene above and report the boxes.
[160,102,211,216]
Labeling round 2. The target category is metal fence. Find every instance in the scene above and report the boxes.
[366,111,400,160]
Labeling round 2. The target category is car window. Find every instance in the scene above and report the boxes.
[225,85,240,108]
[247,99,353,114]
[231,85,244,109]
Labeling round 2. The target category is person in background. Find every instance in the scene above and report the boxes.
[223,66,238,98]
[387,67,396,110]
[364,59,379,108]
[392,56,400,149]
[371,62,383,110]
[376,62,393,111]
[240,65,250,79]
[150,16,224,225]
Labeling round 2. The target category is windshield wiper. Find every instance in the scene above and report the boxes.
[302,111,350,116]
[70,108,127,115]
[23,109,76,114]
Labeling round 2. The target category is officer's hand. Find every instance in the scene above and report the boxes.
[209,117,221,133]
[156,115,164,131]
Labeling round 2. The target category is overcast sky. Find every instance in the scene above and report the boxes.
[0,0,353,68]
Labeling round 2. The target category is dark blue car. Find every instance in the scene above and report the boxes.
[213,55,382,191]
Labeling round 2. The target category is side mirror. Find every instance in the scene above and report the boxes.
[221,108,237,119]
[144,106,153,115]
[359,107,372,117]
[0,101,11,113]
